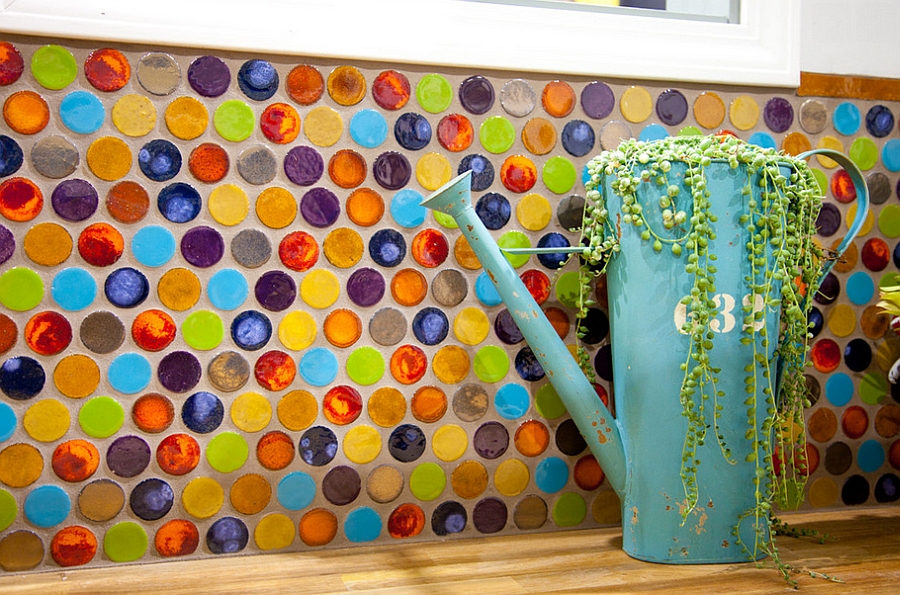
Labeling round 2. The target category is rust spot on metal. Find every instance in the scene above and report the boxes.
[466,224,474,231]
[694,509,708,535]
[675,497,709,534]
[487,270,496,283]
[722,540,730,548]
[631,506,638,525]
[596,430,607,444]
[707,500,714,508]
[591,421,598,427]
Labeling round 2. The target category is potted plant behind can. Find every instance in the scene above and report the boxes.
[877,279,900,383]
[422,134,868,587]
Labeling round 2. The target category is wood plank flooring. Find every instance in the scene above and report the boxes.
[2,507,899,594]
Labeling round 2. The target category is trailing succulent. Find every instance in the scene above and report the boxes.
[578,134,829,586]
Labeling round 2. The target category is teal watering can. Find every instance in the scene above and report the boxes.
[423,144,868,564]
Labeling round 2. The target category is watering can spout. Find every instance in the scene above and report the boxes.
[423,172,628,498]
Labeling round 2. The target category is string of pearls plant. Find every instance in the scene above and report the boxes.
[579,135,827,586]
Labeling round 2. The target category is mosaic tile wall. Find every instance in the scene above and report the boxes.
[0,34,898,572]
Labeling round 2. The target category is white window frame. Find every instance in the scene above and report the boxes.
[0,0,800,86]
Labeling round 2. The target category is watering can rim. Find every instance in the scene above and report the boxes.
[505,149,870,260]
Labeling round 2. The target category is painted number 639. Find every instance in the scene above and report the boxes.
[674,293,765,334]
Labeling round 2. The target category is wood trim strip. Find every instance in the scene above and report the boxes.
[799,72,900,101]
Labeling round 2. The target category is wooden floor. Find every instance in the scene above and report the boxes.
[2,507,899,594]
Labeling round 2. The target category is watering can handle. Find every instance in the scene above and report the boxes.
[796,148,869,285]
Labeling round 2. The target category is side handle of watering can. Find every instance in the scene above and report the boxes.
[773,150,869,404]
[796,148,870,284]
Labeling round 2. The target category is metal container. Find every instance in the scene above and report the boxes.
[422,146,867,563]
